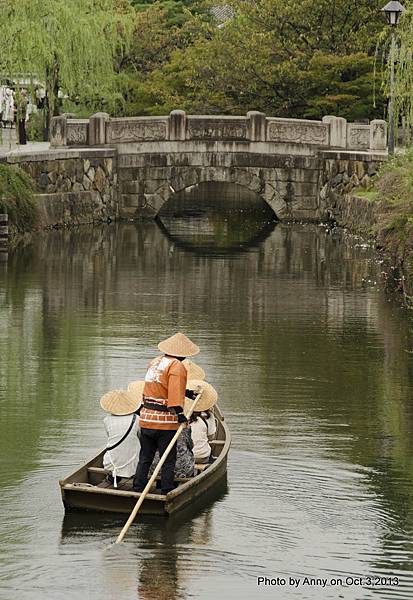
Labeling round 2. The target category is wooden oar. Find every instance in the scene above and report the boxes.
[115,390,202,544]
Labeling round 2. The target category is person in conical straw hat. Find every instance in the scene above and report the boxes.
[149,398,196,481]
[186,379,218,464]
[133,332,200,495]
[100,385,144,488]
[182,358,206,381]
[153,357,205,380]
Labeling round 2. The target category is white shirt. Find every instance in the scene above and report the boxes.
[190,413,217,460]
[103,414,140,484]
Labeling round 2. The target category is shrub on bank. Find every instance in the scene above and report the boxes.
[0,164,39,232]
[364,150,413,296]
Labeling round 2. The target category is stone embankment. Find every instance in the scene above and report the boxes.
[320,152,380,233]
[321,151,413,304]
[0,148,117,227]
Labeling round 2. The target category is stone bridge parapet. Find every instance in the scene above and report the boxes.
[51,111,387,154]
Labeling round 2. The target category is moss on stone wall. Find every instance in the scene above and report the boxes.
[0,164,39,232]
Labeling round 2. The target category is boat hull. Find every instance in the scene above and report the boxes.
[60,406,230,517]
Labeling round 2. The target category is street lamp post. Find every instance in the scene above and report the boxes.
[382,1,406,155]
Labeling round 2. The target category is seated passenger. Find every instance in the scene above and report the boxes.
[186,379,218,464]
[100,384,144,487]
[150,422,195,480]
[182,358,206,381]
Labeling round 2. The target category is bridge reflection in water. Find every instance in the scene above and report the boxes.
[157,181,277,254]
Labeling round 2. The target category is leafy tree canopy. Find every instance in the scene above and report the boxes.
[122,0,388,120]
[0,0,392,123]
[130,0,206,27]
[0,0,133,120]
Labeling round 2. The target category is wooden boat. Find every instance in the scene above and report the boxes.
[59,405,230,516]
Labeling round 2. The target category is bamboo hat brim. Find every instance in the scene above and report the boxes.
[183,359,206,380]
[127,380,145,407]
[158,332,200,358]
[100,389,140,416]
[185,378,218,412]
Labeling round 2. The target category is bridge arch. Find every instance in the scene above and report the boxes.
[142,166,286,219]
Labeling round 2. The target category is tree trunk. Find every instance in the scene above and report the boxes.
[44,57,60,141]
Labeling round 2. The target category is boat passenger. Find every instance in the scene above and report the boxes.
[100,385,143,488]
[150,422,195,479]
[187,379,218,464]
[182,358,206,381]
[133,332,200,495]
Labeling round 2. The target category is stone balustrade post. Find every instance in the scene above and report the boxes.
[50,115,67,147]
[322,116,347,149]
[247,111,266,142]
[89,112,110,146]
[169,110,187,141]
[370,120,387,151]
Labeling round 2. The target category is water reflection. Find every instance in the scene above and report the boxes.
[158,182,277,254]
[2,212,413,599]
[60,480,227,600]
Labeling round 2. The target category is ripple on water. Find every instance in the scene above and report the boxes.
[2,223,413,599]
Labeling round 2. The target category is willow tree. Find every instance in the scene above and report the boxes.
[392,1,413,134]
[0,0,133,136]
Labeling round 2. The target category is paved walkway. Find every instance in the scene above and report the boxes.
[0,127,50,158]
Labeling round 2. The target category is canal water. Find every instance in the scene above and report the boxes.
[1,192,413,600]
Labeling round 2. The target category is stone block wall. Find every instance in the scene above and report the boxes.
[5,149,117,227]
[330,193,379,233]
[318,150,384,223]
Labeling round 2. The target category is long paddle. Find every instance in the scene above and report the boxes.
[115,390,202,544]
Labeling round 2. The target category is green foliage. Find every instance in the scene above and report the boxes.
[131,0,206,27]
[393,2,413,132]
[0,164,38,232]
[0,0,389,122]
[0,0,133,127]
[364,150,413,284]
[118,1,210,115]
[125,0,386,118]
[352,188,379,202]
[303,53,386,121]
[26,112,45,142]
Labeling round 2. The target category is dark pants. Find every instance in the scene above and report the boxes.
[133,428,177,493]
[18,119,27,144]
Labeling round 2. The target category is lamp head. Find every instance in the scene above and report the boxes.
[382,1,406,26]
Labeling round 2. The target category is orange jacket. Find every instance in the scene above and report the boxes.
[139,355,187,430]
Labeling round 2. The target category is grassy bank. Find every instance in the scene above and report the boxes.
[355,150,413,302]
[0,164,39,234]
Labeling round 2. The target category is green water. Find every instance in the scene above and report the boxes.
[1,205,413,599]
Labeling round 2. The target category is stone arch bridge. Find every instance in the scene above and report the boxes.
[3,110,388,226]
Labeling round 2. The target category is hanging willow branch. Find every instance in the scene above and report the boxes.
[392,1,413,134]
[0,0,133,120]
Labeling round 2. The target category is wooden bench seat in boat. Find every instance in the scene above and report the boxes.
[87,466,197,486]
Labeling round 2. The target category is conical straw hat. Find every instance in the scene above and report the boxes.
[183,359,206,380]
[185,379,218,412]
[100,389,140,416]
[127,380,145,407]
[158,332,199,358]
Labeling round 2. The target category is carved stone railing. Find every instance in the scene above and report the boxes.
[50,110,387,152]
